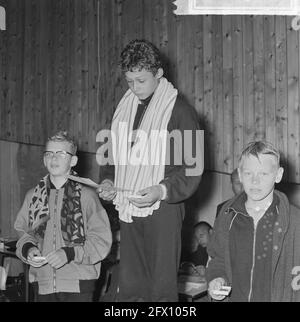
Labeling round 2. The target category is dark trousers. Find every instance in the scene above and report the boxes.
[118,202,183,302]
[37,292,93,302]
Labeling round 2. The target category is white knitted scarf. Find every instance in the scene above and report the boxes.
[111,77,177,223]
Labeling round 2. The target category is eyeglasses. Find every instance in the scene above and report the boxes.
[44,150,73,159]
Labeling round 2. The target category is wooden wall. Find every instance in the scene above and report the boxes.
[1,0,300,182]
[2,0,300,240]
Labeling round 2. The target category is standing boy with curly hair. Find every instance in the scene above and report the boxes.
[98,39,203,301]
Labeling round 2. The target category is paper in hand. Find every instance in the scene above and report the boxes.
[67,175,100,188]
[67,175,132,192]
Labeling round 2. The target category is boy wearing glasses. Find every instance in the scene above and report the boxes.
[14,131,112,302]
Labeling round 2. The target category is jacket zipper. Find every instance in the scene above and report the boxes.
[53,190,59,293]
[248,220,257,302]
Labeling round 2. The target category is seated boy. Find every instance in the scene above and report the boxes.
[181,221,212,270]
[206,141,300,302]
[14,131,112,302]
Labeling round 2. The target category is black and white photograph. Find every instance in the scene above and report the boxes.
[1,0,300,307]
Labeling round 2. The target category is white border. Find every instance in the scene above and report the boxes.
[0,6,6,30]
[174,0,300,15]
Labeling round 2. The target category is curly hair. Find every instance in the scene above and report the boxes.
[46,130,77,155]
[119,39,163,75]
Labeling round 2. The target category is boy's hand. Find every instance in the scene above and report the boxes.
[27,247,47,267]
[208,277,228,301]
[46,249,68,269]
[97,180,116,201]
[128,185,163,208]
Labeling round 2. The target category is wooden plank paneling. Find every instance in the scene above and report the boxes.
[72,0,83,148]
[287,16,300,182]
[253,16,265,141]
[222,16,233,172]
[176,15,196,108]
[56,0,69,134]
[121,0,143,44]
[275,16,288,172]
[111,0,125,114]
[203,15,213,169]
[264,16,276,144]
[150,0,167,49]
[298,24,300,182]
[0,141,45,238]
[243,15,255,144]
[0,0,7,142]
[22,0,33,142]
[212,16,223,170]
[28,0,39,143]
[80,0,88,151]
[87,0,97,153]
[33,0,44,145]
[0,141,12,237]
[232,15,244,167]
[6,0,19,141]
[9,142,21,237]
[194,15,204,118]
[67,0,76,142]
[1,1,300,182]
[164,0,178,85]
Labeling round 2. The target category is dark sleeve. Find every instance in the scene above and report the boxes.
[22,242,37,258]
[206,212,229,283]
[99,164,115,184]
[160,97,204,203]
[61,247,75,263]
[181,247,208,267]
[216,201,226,218]
[194,246,209,266]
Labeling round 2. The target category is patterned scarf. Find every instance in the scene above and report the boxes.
[28,172,85,246]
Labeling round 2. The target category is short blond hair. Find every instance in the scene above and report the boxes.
[238,141,280,169]
[46,131,77,155]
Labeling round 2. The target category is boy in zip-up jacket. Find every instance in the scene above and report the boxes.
[207,141,300,302]
[14,131,112,302]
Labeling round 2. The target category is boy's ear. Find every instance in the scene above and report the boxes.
[70,155,78,168]
[155,68,164,79]
[275,167,284,183]
[237,167,242,181]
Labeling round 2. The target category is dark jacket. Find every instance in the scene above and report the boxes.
[206,190,300,302]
